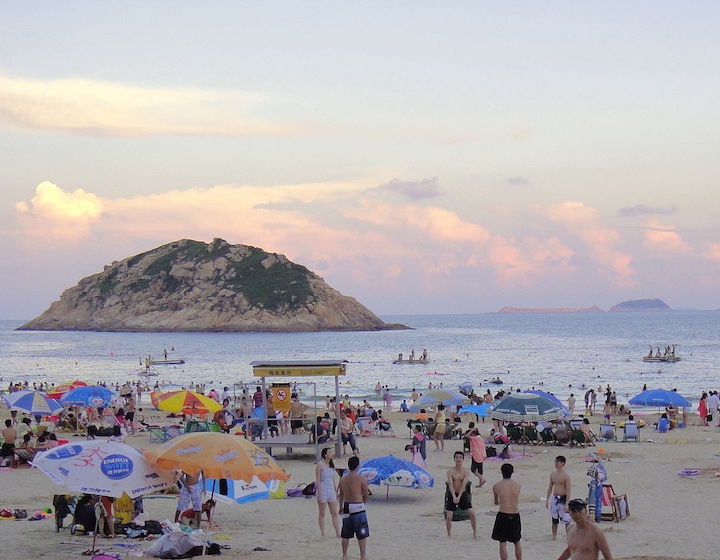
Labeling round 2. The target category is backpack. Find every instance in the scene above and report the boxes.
[485,446,497,458]
[302,482,316,496]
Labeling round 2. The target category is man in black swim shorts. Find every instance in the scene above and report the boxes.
[445,451,477,538]
[492,463,522,559]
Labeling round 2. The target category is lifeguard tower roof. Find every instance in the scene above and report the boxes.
[250,359,348,377]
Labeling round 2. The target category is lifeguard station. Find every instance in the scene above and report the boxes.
[249,359,346,461]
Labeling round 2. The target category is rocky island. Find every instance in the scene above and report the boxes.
[18,238,407,333]
[609,298,671,312]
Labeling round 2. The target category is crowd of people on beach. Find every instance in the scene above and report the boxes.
[2,373,720,560]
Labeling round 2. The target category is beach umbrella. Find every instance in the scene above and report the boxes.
[489,392,566,422]
[144,432,290,482]
[60,385,116,408]
[524,390,570,417]
[204,476,270,505]
[32,440,175,498]
[358,456,434,500]
[409,389,469,411]
[46,380,88,400]
[457,404,491,418]
[2,390,63,416]
[156,390,223,415]
[628,389,691,407]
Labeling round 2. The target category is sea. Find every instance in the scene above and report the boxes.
[1,312,718,410]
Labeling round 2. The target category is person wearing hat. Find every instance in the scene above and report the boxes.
[556,499,614,560]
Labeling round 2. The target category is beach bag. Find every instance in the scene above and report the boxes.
[13,509,27,519]
[485,446,497,458]
[707,414,713,422]
[302,482,316,496]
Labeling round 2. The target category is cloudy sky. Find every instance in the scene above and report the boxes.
[2,2,720,319]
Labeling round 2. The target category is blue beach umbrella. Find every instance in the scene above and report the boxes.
[60,385,116,408]
[628,389,690,408]
[457,404,491,418]
[358,456,434,497]
[524,390,570,417]
[3,390,63,416]
[204,476,270,505]
[489,392,566,422]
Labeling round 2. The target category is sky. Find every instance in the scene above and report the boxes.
[2,2,720,319]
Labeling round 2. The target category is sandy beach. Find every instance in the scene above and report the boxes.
[0,405,718,560]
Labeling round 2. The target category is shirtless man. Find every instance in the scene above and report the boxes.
[556,499,614,560]
[1,419,17,468]
[174,472,203,528]
[444,451,477,538]
[492,463,522,560]
[546,455,572,539]
[338,456,370,560]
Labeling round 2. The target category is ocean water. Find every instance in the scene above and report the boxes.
[1,312,718,408]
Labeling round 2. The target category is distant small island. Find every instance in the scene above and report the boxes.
[496,306,603,314]
[609,298,671,312]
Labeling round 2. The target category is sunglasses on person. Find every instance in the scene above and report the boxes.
[568,499,586,512]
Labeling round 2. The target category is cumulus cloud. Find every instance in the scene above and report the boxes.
[617,204,677,217]
[0,73,299,137]
[374,177,442,199]
[15,181,103,239]
[642,221,691,253]
[543,201,636,286]
[486,235,574,282]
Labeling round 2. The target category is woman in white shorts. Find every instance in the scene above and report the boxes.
[315,447,341,537]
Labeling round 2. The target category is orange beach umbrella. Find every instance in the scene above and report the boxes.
[144,432,290,482]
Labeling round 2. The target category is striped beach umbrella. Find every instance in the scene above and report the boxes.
[46,380,88,400]
[156,390,223,415]
[489,392,566,422]
[3,390,63,416]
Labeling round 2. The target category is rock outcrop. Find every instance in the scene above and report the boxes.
[18,238,406,332]
[609,298,671,312]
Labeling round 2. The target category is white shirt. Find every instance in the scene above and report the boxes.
[708,393,719,412]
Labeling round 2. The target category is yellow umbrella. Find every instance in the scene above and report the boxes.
[144,432,290,482]
[156,390,223,415]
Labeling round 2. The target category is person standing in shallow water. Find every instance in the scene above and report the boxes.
[492,463,522,560]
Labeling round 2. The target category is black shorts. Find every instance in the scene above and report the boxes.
[470,459,484,475]
[290,420,303,429]
[124,412,135,421]
[492,512,521,543]
[0,443,15,457]
[444,487,472,512]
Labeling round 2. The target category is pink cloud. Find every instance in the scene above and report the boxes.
[543,201,636,286]
[486,235,575,282]
[642,221,691,253]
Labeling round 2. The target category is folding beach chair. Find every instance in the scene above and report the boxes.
[622,423,639,442]
[599,424,616,442]
[147,425,182,443]
[600,484,629,522]
[357,417,376,437]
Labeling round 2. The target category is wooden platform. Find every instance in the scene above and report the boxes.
[254,434,322,460]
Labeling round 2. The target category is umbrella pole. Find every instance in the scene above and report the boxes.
[386,486,389,501]
[82,517,100,555]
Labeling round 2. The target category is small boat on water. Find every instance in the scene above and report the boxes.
[393,349,428,364]
[393,358,429,364]
[149,359,186,365]
[642,344,681,363]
